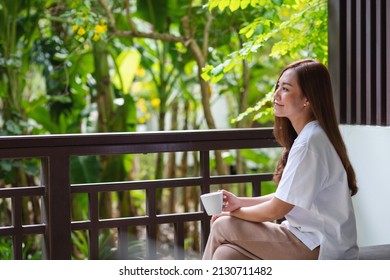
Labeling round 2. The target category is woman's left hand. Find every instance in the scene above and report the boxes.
[210,211,230,223]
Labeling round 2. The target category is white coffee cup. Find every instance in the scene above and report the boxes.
[200,192,223,215]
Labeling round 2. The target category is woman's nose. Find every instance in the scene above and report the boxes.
[273,88,280,100]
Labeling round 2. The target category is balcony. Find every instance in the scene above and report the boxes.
[0,128,279,260]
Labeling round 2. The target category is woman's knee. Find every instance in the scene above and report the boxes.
[208,216,249,247]
[210,216,233,236]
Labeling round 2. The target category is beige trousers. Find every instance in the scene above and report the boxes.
[202,216,319,260]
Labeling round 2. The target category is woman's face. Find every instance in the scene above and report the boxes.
[273,68,308,121]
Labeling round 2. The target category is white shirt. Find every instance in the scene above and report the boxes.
[275,121,359,259]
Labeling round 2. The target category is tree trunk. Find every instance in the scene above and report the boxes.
[92,41,114,223]
[167,100,178,213]
[236,57,250,196]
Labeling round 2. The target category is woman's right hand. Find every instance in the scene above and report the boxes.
[210,190,241,223]
[220,189,241,212]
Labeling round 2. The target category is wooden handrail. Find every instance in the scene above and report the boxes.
[0,128,279,260]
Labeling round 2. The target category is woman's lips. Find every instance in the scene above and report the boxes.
[274,101,283,107]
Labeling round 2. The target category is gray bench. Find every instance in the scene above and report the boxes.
[358,244,390,260]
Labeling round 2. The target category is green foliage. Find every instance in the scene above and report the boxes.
[204,0,328,124]
[0,158,39,184]
[136,0,186,33]
[0,0,45,129]
[112,49,141,93]
[232,90,274,124]
[71,231,89,260]
[70,156,100,184]
[0,238,12,260]
[0,235,42,260]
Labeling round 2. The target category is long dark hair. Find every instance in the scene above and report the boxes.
[273,59,358,196]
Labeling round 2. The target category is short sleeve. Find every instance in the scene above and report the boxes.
[275,144,327,210]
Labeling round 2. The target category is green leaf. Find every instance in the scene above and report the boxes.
[271,0,283,5]
[229,0,240,11]
[201,65,214,81]
[223,59,235,73]
[244,26,255,38]
[201,71,211,82]
[208,0,220,10]
[0,160,13,172]
[210,73,224,83]
[211,63,225,76]
[239,22,256,36]
[5,120,22,135]
[240,0,251,9]
[29,107,61,134]
[70,156,100,184]
[112,49,141,94]
[218,0,230,11]
[53,52,68,61]
[250,0,260,8]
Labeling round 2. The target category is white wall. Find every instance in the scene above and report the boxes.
[340,125,390,246]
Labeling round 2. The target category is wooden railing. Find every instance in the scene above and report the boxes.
[0,128,279,260]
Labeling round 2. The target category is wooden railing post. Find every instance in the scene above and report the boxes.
[41,154,72,259]
[200,151,211,255]
[11,196,23,259]
[146,187,157,259]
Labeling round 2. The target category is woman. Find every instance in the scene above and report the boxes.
[202,59,359,260]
